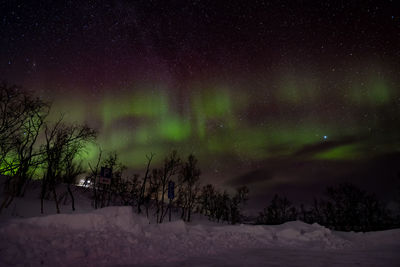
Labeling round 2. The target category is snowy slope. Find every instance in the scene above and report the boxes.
[1,206,399,267]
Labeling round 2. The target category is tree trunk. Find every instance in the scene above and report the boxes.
[100,185,106,208]
[67,184,75,211]
[40,179,47,214]
[0,177,15,212]
[93,185,98,209]
[160,185,166,223]
[107,186,111,206]
[4,195,14,209]
[16,175,27,197]
[20,178,30,197]
[41,197,44,214]
[187,190,193,222]
[187,207,191,222]
[138,154,153,214]
[0,195,10,213]
[53,187,60,213]
[181,207,185,220]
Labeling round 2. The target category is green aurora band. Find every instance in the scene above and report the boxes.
[47,70,399,168]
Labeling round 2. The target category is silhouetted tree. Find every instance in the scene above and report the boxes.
[178,154,201,222]
[61,159,83,211]
[198,184,249,224]
[150,167,163,222]
[323,183,390,231]
[40,118,96,213]
[230,186,249,224]
[218,191,230,223]
[198,184,216,218]
[137,153,154,214]
[0,83,30,173]
[158,151,181,223]
[100,152,126,207]
[0,83,49,213]
[304,183,392,231]
[257,195,297,225]
[87,147,102,209]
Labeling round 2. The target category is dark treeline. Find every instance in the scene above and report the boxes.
[1,83,399,231]
[256,183,400,232]
[83,149,249,224]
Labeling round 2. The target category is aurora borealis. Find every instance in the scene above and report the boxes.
[1,1,399,208]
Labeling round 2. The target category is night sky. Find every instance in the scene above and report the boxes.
[1,1,399,210]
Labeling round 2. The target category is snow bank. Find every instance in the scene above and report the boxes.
[0,206,399,267]
[20,206,148,234]
[271,221,351,248]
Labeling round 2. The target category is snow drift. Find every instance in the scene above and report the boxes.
[1,206,399,266]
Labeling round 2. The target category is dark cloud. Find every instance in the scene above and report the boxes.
[231,153,400,213]
[228,169,274,187]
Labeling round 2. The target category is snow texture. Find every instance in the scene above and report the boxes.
[1,206,400,266]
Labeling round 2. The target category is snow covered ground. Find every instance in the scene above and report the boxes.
[1,206,400,267]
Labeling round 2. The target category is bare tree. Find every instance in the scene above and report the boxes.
[61,156,84,211]
[0,83,28,172]
[100,152,126,207]
[40,118,96,213]
[198,184,229,222]
[12,100,50,194]
[318,183,390,231]
[178,154,201,222]
[87,147,103,209]
[146,151,181,223]
[0,83,49,213]
[198,184,246,224]
[230,186,249,224]
[137,153,154,214]
[150,168,163,222]
[198,184,216,218]
[158,151,180,223]
[257,195,297,225]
